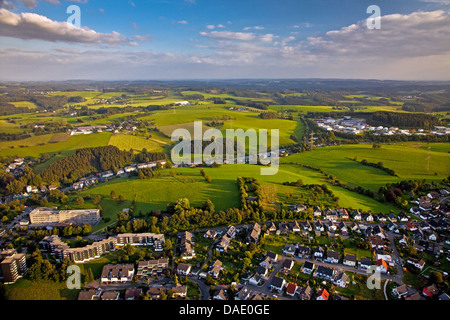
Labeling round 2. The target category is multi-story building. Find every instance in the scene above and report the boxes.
[0,250,28,284]
[100,264,135,284]
[29,207,101,226]
[136,259,169,279]
[39,233,165,263]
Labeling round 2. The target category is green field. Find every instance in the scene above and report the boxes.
[283,143,450,192]
[4,279,80,300]
[80,162,401,224]
[108,133,165,153]
[0,132,111,160]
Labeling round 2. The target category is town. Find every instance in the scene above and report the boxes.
[0,180,448,301]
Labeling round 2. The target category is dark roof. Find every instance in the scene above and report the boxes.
[316,265,334,276]
[271,276,285,288]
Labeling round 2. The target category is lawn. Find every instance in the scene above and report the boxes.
[283,143,450,192]
[78,162,402,222]
[0,132,112,159]
[4,279,80,300]
[108,133,165,153]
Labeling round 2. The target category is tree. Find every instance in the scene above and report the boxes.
[82,224,92,235]
[93,195,102,205]
[76,197,84,206]
[407,245,417,257]
[164,239,173,251]
[110,190,117,200]
[84,267,94,284]
[429,271,444,284]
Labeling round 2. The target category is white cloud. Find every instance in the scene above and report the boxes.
[307,10,450,58]
[199,30,275,42]
[176,20,188,24]
[0,8,132,46]
[243,26,264,31]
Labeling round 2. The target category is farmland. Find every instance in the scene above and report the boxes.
[1,86,449,226]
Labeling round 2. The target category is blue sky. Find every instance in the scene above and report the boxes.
[0,0,449,80]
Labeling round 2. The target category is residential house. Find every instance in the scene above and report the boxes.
[375,259,388,274]
[210,259,223,278]
[314,220,325,232]
[170,284,187,298]
[245,223,261,244]
[388,213,397,223]
[324,208,338,221]
[349,222,359,232]
[314,265,335,281]
[301,261,315,274]
[101,264,135,284]
[265,221,277,233]
[286,282,298,297]
[407,258,426,271]
[213,289,227,300]
[290,220,301,232]
[148,286,167,300]
[313,206,322,217]
[255,266,269,278]
[313,246,325,261]
[216,235,231,252]
[124,288,142,300]
[369,236,387,250]
[270,276,286,292]
[398,212,409,222]
[392,284,417,299]
[78,289,101,300]
[361,212,374,222]
[343,254,357,267]
[176,263,191,276]
[226,225,236,239]
[406,221,418,232]
[283,259,295,271]
[338,208,349,220]
[204,230,217,239]
[248,273,264,286]
[101,291,120,300]
[398,234,410,246]
[283,243,296,256]
[352,210,361,221]
[338,222,348,235]
[377,213,387,222]
[266,252,278,263]
[259,256,273,270]
[423,284,439,298]
[316,288,329,300]
[358,258,372,270]
[333,271,350,288]
[299,286,313,300]
[296,245,311,259]
[325,250,340,264]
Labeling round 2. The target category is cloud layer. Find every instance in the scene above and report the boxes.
[0,8,131,45]
[0,8,449,80]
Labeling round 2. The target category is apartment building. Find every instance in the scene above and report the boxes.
[0,249,28,284]
[29,207,101,226]
[116,233,165,251]
[101,264,135,284]
[39,233,165,263]
[136,258,169,279]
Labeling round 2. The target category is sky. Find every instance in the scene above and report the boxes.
[0,0,449,81]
